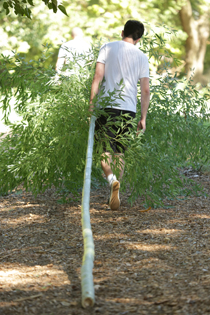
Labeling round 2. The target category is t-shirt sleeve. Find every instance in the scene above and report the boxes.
[97,44,106,64]
[139,54,150,79]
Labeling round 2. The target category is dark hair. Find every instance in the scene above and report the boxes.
[124,20,144,40]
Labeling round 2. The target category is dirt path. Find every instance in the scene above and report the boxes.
[0,173,210,315]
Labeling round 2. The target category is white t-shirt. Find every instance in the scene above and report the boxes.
[97,41,149,113]
[57,38,91,74]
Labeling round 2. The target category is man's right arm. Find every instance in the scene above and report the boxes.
[137,77,150,132]
[55,45,66,73]
[89,62,105,111]
[55,57,65,73]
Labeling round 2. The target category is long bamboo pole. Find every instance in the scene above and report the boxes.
[81,115,96,308]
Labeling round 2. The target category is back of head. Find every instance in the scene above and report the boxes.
[71,27,84,38]
[124,20,144,40]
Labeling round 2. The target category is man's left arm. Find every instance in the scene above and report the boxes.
[137,77,150,132]
[89,62,105,111]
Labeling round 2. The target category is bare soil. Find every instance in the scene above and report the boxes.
[0,172,210,315]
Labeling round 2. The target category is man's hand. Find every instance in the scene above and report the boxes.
[137,119,146,135]
[88,104,94,114]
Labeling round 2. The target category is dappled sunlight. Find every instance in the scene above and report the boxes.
[0,263,70,291]
[1,213,47,229]
[126,242,173,252]
[93,276,109,283]
[105,297,151,305]
[190,214,210,219]
[94,233,128,241]
[136,228,183,235]
[91,215,129,223]
[2,202,40,211]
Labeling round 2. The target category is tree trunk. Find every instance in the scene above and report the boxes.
[179,0,210,84]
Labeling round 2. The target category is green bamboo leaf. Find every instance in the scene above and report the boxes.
[25,7,31,19]
[58,4,68,16]
[52,3,57,13]
[3,2,9,9]
[27,0,34,6]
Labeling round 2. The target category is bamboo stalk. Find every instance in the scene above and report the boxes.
[81,115,96,308]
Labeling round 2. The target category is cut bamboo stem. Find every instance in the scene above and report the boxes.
[81,115,96,308]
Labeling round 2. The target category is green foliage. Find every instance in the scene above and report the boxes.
[123,74,210,206]
[0,31,209,207]
[0,44,96,195]
[1,0,68,18]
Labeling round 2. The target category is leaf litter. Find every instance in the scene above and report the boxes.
[0,172,210,314]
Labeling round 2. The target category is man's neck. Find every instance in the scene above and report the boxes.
[122,37,136,45]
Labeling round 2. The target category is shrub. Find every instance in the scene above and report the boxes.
[0,31,209,206]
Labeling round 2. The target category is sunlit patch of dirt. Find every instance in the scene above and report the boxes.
[125,243,173,251]
[136,228,183,235]
[0,264,70,290]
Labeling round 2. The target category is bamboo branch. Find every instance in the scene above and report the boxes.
[81,115,96,308]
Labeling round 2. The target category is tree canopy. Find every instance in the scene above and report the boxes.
[1,0,68,18]
[1,0,210,81]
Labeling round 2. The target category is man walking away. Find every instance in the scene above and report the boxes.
[56,27,91,75]
[90,20,150,210]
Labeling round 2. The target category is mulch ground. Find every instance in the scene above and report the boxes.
[0,171,210,315]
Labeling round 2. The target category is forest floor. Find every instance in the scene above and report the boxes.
[0,170,210,315]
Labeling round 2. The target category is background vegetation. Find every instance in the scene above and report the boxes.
[1,0,210,82]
